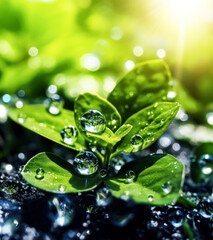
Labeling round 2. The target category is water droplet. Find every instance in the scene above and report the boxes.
[99,169,107,178]
[148,194,154,202]
[96,188,112,206]
[160,119,165,127]
[35,168,45,179]
[162,181,174,194]
[48,195,74,227]
[130,135,143,147]
[46,94,64,115]
[168,208,184,227]
[18,113,27,123]
[60,125,78,145]
[198,154,213,175]
[201,166,212,175]
[154,102,158,108]
[73,151,99,175]
[81,110,106,133]
[58,184,66,193]
[125,170,136,183]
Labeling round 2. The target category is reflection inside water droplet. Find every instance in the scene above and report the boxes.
[162,181,174,194]
[130,135,143,148]
[125,170,136,183]
[60,125,78,145]
[73,151,99,175]
[81,110,106,133]
[35,168,45,179]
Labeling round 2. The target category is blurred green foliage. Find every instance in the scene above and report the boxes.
[0,0,213,124]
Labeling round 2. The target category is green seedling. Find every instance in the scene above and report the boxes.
[7,59,185,206]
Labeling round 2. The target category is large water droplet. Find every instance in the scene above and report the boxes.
[35,168,45,179]
[130,135,143,148]
[73,151,98,175]
[162,181,174,194]
[81,110,106,133]
[148,194,154,202]
[96,187,112,206]
[18,113,27,123]
[125,170,136,183]
[60,125,78,145]
[46,94,64,115]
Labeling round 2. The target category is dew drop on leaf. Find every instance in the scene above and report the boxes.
[162,181,174,194]
[60,125,78,145]
[130,135,143,147]
[125,170,136,183]
[46,94,64,116]
[35,168,45,180]
[148,194,154,202]
[58,184,66,193]
[17,113,27,123]
[96,187,112,206]
[81,110,106,133]
[73,151,99,175]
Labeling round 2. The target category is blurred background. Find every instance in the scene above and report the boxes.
[0,0,213,125]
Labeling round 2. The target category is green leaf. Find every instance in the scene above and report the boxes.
[86,128,121,147]
[74,92,122,147]
[22,152,102,193]
[7,104,86,151]
[115,124,133,139]
[104,154,185,205]
[183,221,194,240]
[108,59,170,121]
[112,102,180,156]
[177,196,197,208]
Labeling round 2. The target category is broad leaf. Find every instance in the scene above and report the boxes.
[104,154,185,205]
[108,59,170,121]
[115,124,133,139]
[112,102,180,156]
[8,104,86,151]
[74,92,122,147]
[22,152,102,193]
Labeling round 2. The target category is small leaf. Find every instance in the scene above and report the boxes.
[22,152,102,193]
[74,92,122,147]
[108,59,170,121]
[115,124,133,139]
[7,105,86,151]
[86,128,121,147]
[112,102,180,156]
[104,154,185,205]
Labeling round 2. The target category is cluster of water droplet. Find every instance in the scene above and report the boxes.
[73,151,99,175]
[81,110,106,133]
[60,125,78,145]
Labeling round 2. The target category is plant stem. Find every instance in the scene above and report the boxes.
[102,146,111,170]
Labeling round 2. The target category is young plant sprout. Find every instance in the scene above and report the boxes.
[7,59,185,206]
